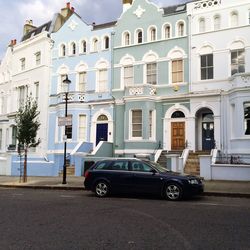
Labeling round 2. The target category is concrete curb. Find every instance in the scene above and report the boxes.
[0,185,84,191]
[0,184,249,198]
[203,192,250,198]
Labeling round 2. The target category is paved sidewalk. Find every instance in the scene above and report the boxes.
[0,176,249,198]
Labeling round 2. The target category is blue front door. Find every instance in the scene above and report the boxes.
[202,122,214,150]
[96,123,108,145]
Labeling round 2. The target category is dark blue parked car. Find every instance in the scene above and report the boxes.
[84,158,203,201]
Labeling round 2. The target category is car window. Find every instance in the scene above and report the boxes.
[111,161,129,171]
[131,161,153,172]
[95,161,112,170]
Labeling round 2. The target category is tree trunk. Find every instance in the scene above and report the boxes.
[23,147,28,183]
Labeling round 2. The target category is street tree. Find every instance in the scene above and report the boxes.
[15,96,41,182]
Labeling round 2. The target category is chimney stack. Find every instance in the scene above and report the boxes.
[23,20,36,36]
[61,2,74,18]
[9,39,17,47]
[122,0,133,13]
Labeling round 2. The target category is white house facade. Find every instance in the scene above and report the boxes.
[187,0,250,156]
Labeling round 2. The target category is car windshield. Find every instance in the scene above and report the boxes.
[144,161,170,173]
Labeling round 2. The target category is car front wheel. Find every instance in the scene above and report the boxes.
[95,181,109,197]
[165,183,183,201]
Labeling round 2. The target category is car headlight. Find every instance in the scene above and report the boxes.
[188,179,199,185]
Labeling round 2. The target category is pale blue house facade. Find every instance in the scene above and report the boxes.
[48,13,115,175]
[113,0,189,159]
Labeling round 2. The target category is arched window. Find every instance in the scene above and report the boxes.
[231,11,238,27]
[97,115,108,121]
[92,38,98,52]
[136,29,143,44]
[214,15,221,30]
[171,111,185,118]
[199,18,205,33]
[164,24,171,39]
[81,40,87,53]
[123,32,130,46]
[71,42,76,55]
[104,36,109,49]
[149,27,156,41]
[60,44,66,57]
[177,22,184,36]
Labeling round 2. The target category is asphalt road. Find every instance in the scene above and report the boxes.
[0,189,249,250]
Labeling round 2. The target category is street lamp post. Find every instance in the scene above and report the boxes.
[62,75,71,184]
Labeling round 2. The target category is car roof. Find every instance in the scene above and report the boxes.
[96,158,143,162]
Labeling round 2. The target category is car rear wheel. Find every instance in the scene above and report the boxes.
[95,181,109,197]
[165,183,183,201]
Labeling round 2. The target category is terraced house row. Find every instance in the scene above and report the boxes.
[0,0,250,180]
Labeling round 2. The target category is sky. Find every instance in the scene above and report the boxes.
[0,0,186,61]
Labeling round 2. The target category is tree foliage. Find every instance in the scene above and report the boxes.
[15,96,41,148]
[15,96,41,182]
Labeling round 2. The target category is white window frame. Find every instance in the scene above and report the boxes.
[130,109,143,140]
[91,37,99,52]
[231,11,238,27]
[79,40,87,54]
[69,42,76,55]
[176,21,185,37]
[78,72,87,92]
[123,65,134,87]
[35,52,41,66]
[199,18,205,33]
[18,85,27,108]
[78,114,87,141]
[97,69,108,93]
[171,59,184,84]
[34,82,39,103]
[60,44,66,57]
[20,58,25,71]
[122,31,131,46]
[231,49,245,76]
[103,36,110,50]
[148,26,157,42]
[146,62,157,85]
[162,23,171,39]
[200,54,214,80]
[214,15,221,30]
[135,29,143,44]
